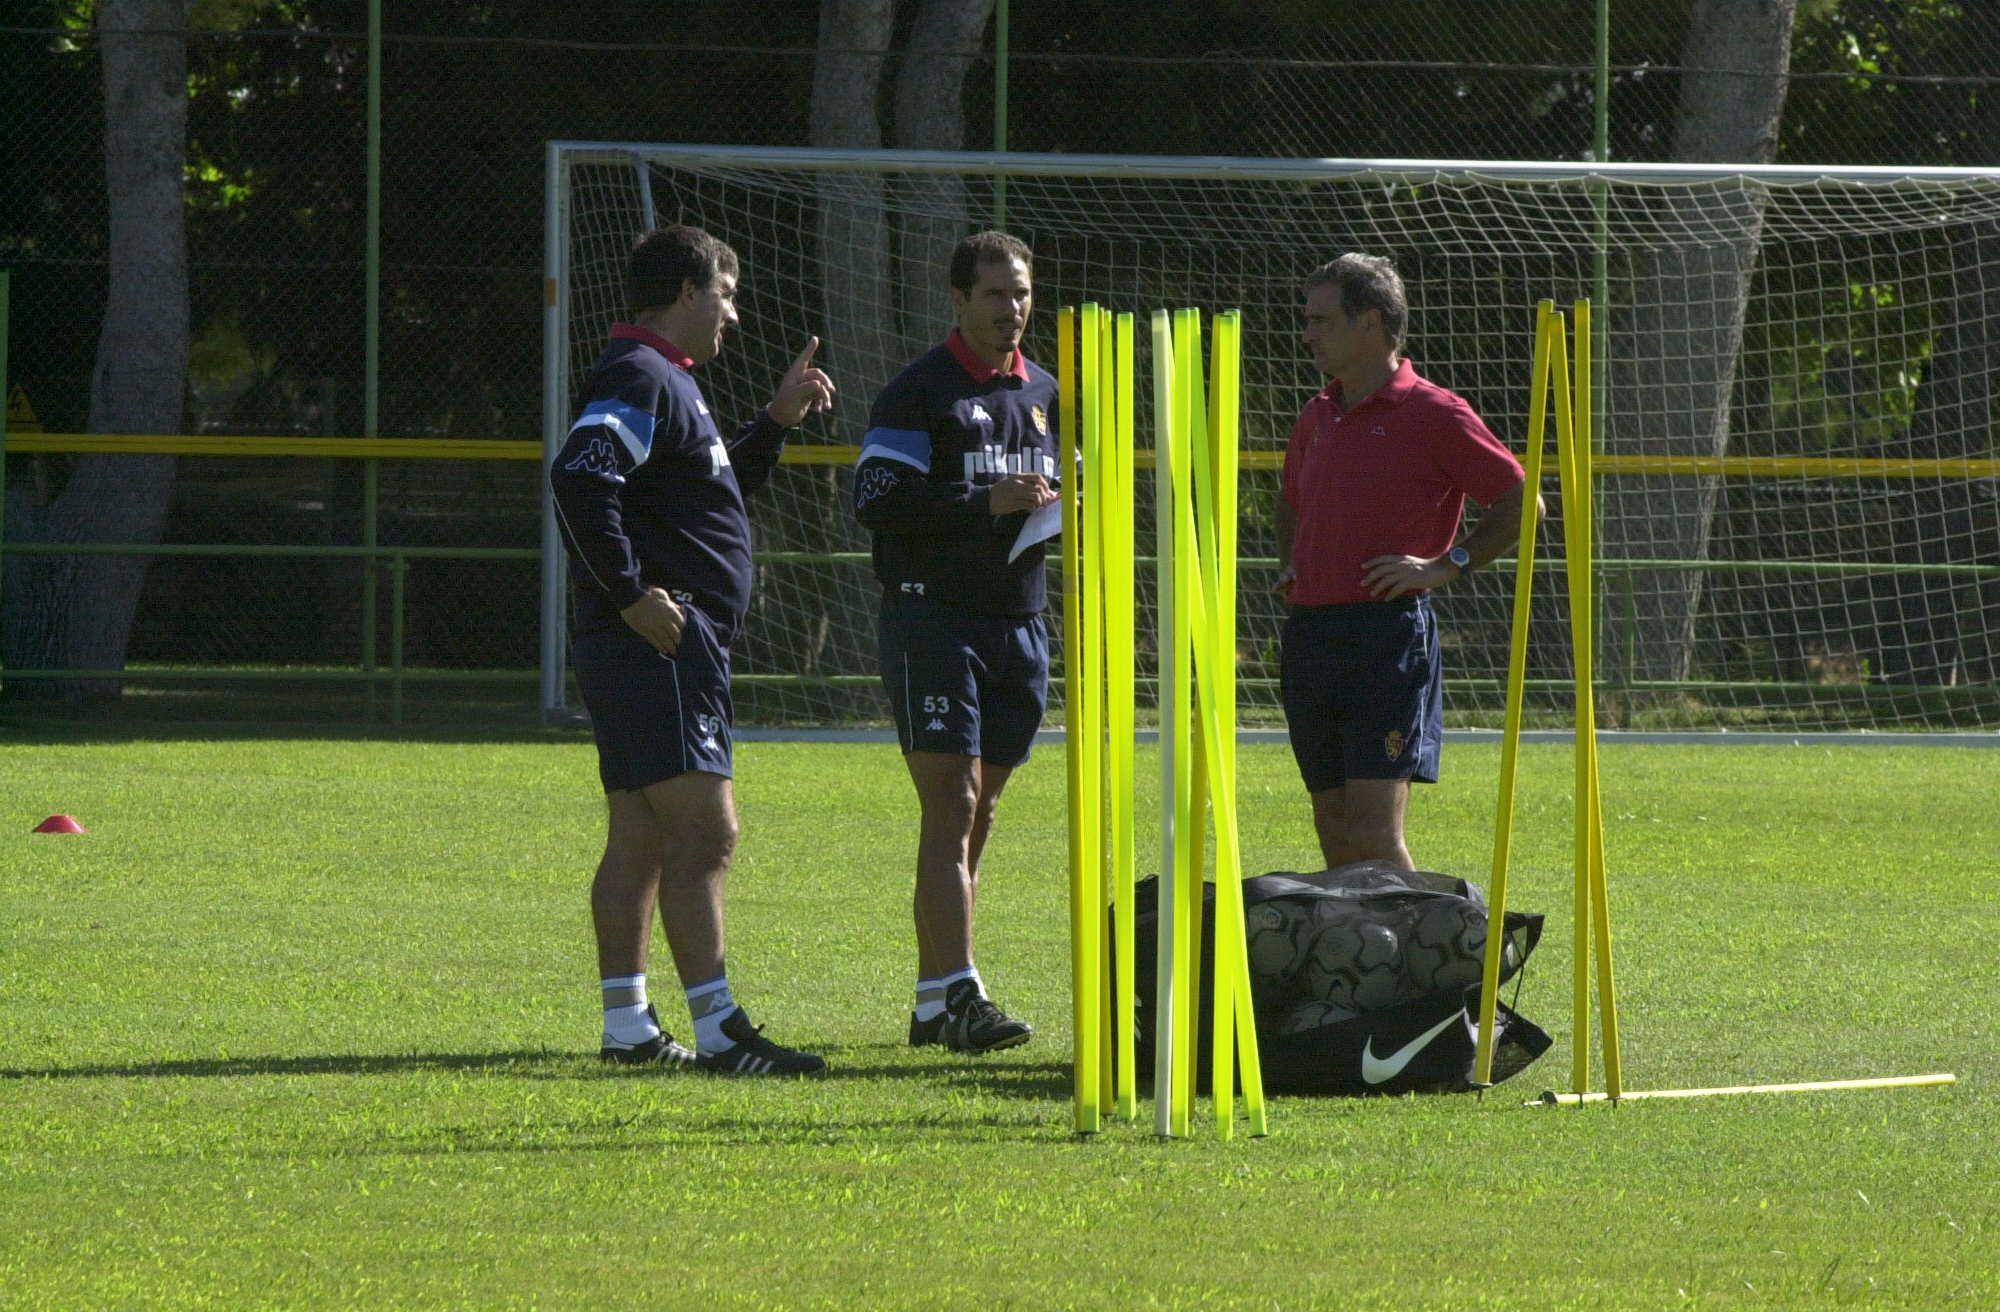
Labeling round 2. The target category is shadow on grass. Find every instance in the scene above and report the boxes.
[1,1046,1075,1100]
[0,1049,580,1080]
[823,1050,1073,1099]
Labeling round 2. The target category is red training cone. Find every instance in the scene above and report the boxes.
[33,814,86,834]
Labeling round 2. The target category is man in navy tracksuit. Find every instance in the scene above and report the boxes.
[551,225,835,1076]
[854,231,1058,1054]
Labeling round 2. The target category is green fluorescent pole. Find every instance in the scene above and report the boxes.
[992,0,1008,228]
[364,0,382,715]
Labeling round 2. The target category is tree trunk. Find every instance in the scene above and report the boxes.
[1599,0,1795,684]
[3,0,190,703]
[811,0,897,423]
[788,1,896,708]
[892,0,996,352]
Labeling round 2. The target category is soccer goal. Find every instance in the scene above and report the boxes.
[542,142,2000,734]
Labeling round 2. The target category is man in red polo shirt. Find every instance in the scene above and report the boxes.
[1275,253,1543,870]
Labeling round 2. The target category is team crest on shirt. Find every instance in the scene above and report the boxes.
[1384,729,1406,761]
[1031,405,1049,436]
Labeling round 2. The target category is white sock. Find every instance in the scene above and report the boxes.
[914,977,947,1023]
[686,975,739,1053]
[601,973,660,1045]
[940,964,983,1005]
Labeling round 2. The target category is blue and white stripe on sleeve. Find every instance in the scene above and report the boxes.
[857,426,932,473]
[570,399,658,468]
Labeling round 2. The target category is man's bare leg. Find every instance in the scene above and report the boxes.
[636,771,736,987]
[591,775,733,1063]
[1311,777,1413,870]
[904,751,1032,1052]
[906,750,979,979]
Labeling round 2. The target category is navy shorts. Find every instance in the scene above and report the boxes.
[570,600,733,793]
[1280,597,1443,793]
[878,592,1048,767]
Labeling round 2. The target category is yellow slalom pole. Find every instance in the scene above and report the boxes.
[1150,308,1181,1138]
[1218,312,1267,1139]
[1110,312,1139,1122]
[1548,313,1594,1095]
[1533,1073,1955,1106]
[1474,301,1557,1088]
[1094,307,1117,1114]
[1170,307,1203,1138]
[1180,306,1213,1134]
[1208,310,1266,1137]
[1058,306,1098,1134]
[1185,307,1232,1137]
[1574,299,1622,1099]
[1081,306,1109,1117]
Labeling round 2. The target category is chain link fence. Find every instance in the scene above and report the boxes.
[3,4,1996,723]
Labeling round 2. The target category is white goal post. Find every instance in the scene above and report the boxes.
[542,142,2000,733]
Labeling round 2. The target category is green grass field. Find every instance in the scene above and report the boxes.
[3,730,1994,1309]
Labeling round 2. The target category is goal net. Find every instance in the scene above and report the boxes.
[543,144,2000,733]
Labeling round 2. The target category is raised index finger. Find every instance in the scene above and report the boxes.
[789,336,821,374]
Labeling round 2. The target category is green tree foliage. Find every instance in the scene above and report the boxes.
[3,1,1993,687]
[1787,0,1988,166]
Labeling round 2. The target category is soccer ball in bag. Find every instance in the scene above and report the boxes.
[1303,914,1402,1011]
[1404,900,1487,996]
[1244,899,1316,997]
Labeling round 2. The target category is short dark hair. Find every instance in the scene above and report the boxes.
[949,230,1033,294]
[627,225,739,315]
[1304,253,1408,353]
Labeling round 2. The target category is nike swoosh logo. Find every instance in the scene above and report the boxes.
[1360,1012,1462,1085]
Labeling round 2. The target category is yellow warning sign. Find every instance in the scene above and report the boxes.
[7,382,42,432]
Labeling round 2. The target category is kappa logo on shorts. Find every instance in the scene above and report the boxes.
[1384,729,1406,761]
[926,717,947,731]
[695,713,722,753]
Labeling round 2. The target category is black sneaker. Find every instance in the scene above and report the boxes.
[908,1009,946,1047]
[934,980,1033,1053]
[599,1005,695,1067]
[693,1007,827,1076]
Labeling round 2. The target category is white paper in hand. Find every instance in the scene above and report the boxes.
[1008,499,1063,563]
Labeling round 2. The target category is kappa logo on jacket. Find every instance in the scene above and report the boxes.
[562,435,623,480]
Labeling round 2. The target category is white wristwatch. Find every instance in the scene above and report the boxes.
[1447,545,1473,576]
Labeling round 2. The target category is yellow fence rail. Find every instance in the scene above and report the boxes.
[10,433,1997,478]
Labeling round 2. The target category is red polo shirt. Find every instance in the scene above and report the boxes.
[1280,359,1523,606]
